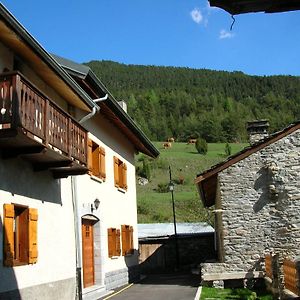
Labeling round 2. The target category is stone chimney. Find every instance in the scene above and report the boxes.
[117,100,127,113]
[247,120,269,145]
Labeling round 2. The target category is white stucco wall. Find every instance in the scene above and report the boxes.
[76,112,139,284]
[0,157,76,292]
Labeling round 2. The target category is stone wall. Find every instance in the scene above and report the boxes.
[202,129,300,288]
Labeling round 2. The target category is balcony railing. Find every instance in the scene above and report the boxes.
[0,71,88,177]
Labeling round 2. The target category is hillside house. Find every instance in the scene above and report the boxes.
[196,121,300,290]
[0,4,158,300]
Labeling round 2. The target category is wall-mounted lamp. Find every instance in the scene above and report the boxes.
[91,198,100,213]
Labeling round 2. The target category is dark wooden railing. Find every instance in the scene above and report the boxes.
[0,71,87,166]
[283,259,299,296]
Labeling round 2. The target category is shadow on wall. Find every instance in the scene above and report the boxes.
[253,167,271,213]
[124,249,140,283]
[138,233,216,275]
[0,214,21,299]
[0,156,62,204]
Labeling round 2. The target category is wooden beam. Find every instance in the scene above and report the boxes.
[1,146,45,159]
[33,160,72,172]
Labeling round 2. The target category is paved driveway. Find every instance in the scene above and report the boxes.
[104,273,200,300]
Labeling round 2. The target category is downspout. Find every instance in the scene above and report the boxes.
[72,94,108,299]
[71,176,83,300]
[79,94,108,124]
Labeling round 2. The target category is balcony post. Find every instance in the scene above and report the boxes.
[44,99,49,147]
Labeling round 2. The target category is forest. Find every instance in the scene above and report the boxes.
[86,60,300,142]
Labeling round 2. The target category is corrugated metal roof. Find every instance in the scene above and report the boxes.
[138,223,214,239]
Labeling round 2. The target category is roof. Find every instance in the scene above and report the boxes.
[138,223,214,239]
[52,55,160,158]
[196,121,300,207]
[209,0,300,14]
[0,4,95,111]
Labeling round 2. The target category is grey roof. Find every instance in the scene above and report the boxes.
[138,223,214,239]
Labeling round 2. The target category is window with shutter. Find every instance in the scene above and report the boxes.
[121,225,134,256]
[107,228,121,258]
[3,204,38,267]
[114,157,128,191]
[88,139,106,180]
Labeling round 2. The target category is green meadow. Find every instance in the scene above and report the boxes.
[136,142,248,223]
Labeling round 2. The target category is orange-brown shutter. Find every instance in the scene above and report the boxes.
[114,157,119,187]
[121,225,126,256]
[3,204,14,267]
[100,147,106,180]
[92,145,100,177]
[28,208,38,264]
[129,226,134,254]
[87,139,93,172]
[123,163,128,190]
[107,228,113,258]
[116,229,121,256]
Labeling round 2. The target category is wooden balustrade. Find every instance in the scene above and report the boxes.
[0,71,87,169]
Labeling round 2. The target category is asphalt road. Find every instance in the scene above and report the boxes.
[104,273,200,300]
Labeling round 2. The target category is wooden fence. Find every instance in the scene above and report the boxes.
[283,259,299,296]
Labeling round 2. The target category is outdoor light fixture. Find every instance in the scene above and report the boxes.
[91,198,100,213]
[168,181,175,192]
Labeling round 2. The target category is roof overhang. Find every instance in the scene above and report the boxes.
[53,55,159,158]
[209,0,300,14]
[0,4,94,112]
[196,121,300,207]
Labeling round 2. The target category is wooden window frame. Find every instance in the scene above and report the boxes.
[88,139,106,181]
[3,203,38,267]
[107,228,121,258]
[114,157,127,191]
[121,225,134,256]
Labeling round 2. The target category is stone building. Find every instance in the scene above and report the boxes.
[195,121,300,290]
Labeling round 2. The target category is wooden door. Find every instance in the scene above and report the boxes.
[82,219,95,288]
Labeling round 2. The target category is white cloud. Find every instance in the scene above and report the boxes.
[219,29,235,39]
[190,8,203,24]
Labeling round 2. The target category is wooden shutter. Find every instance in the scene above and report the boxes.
[114,157,119,187]
[87,139,93,172]
[122,163,127,190]
[28,208,38,264]
[107,228,113,258]
[129,226,134,254]
[92,144,100,177]
[3,204,14,267]
[100,147,106,180]
[121,225,126,256]
[116,229,121,256]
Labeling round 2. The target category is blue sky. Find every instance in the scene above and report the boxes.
[1,0,300,76]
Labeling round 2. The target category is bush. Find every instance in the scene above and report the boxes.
[195,138,208,155]
[156,183,169,193]
[224,142,232,156]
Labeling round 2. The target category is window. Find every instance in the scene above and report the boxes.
[107,228,121,258]
[113,157,127,190]
[88,139,106,180]
[3,204,38,267]
[121,225,134,256]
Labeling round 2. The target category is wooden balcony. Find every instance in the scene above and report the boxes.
[0,71,88,178]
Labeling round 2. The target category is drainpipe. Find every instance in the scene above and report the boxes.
[72,94,108,298]
[79,94,108,124]
[71,176,83,300]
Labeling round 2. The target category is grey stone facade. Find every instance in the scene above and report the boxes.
[202,129,300,290]
[104,265,140,291]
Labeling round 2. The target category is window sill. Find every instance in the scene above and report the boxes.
[117,187,126,193]
[90,175,105,184]
[110,256,119,260]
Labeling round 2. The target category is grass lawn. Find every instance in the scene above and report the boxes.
[200,287,273,300]
[136,142,248,223]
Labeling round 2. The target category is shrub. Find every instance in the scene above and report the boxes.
[225,142,232,156]
[156,183,169,193]
[195,138,208,155]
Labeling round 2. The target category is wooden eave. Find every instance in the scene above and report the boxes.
[209,0,300,14]
[0,6,93,112]
[196,121,300,207]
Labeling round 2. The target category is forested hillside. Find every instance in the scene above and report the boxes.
[86,60,300,142]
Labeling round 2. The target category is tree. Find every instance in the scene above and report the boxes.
[195,138,208,155]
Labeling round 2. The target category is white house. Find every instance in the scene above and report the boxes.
[0,4,159,300]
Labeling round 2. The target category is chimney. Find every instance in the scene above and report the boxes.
[117,100,127,113]
[247,120,269,145]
